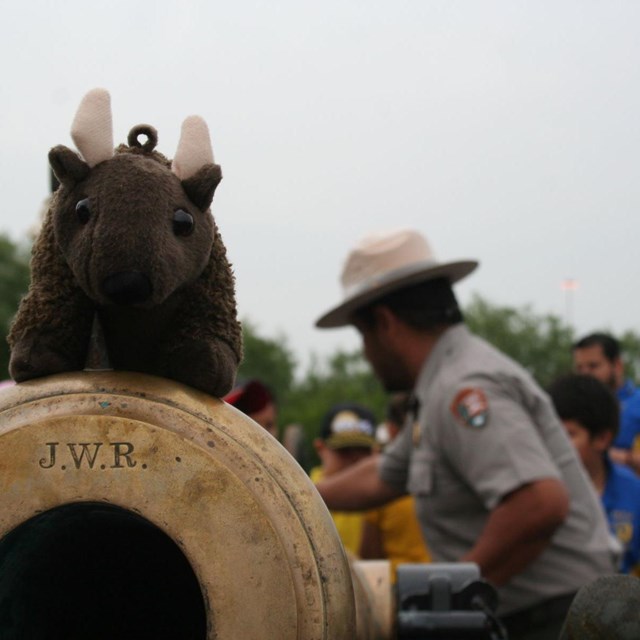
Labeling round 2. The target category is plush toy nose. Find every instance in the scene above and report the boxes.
[101,272,153,305]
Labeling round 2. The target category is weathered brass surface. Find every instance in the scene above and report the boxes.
[0,371,356,639]
[352,560,394,640]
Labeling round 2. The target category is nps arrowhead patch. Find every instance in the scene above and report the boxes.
[450,388,489,429]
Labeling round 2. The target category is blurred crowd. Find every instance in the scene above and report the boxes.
[221,229,640,639]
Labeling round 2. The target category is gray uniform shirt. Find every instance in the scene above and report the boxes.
[380,324,614,615]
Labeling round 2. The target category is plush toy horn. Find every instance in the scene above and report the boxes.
[172,116,214,181]
[70,88,115,167]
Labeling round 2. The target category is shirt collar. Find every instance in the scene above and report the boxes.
[414,323,470,403]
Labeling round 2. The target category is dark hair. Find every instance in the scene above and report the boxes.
[572,333,620,363]
[547,373,620,439]
[354,277,463,331]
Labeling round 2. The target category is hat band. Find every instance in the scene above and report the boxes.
[325,433,377,449]
[343,259,441,300]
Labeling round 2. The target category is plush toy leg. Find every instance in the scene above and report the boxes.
[97,310,238,398]
[9,312,94,382]
[163,337,238,398]
[154,232,242,398]
[9,298,93,382]
[8,215,95,382]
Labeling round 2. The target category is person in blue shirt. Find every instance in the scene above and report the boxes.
[572,332,640,474]
[549,373,640,575]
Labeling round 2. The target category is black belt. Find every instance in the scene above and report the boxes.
[501,592,576,636]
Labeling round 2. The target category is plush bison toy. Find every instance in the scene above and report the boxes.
[8,89,242,397]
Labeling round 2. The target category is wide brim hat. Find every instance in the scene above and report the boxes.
[315,228,478,328]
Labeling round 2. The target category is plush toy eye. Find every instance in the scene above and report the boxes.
[75,198,91,224]
[173,209,194,237]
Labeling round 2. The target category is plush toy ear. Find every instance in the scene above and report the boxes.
[181,163,222,211]
[48,145,90,187]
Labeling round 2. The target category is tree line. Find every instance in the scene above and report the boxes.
[240,300,640,466]
[2,232,639,467]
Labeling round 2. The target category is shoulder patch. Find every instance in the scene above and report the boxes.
[450,388,489,429]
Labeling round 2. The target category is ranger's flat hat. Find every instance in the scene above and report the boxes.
[315,228,478,328]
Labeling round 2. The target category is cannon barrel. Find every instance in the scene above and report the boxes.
[0,372,360,639]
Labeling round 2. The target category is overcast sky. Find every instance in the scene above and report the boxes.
[1,1,639,372]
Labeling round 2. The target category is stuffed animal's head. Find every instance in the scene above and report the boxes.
[48,89,222,308]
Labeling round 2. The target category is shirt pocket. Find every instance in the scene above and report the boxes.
[408,448,436,497]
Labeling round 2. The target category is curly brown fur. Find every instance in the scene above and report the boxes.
[8,206,95,378]
[9,127,242,397]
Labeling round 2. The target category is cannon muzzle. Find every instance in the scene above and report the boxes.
[0,372,356,639]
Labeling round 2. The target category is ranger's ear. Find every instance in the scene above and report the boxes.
[48,145,90,187]
[181,163,222,211]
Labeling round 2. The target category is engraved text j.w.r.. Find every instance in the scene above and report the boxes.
[39,442,137,470]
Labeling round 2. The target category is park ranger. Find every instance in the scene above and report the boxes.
[314,228,615,640]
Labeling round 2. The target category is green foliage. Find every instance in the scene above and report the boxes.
[281,350,387,467]
[0,235,30,379]
[464,294,575,388]
[465,296,640,387]
[237,319,297,402]
[235,297,640,470]
[237,320,385,469]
